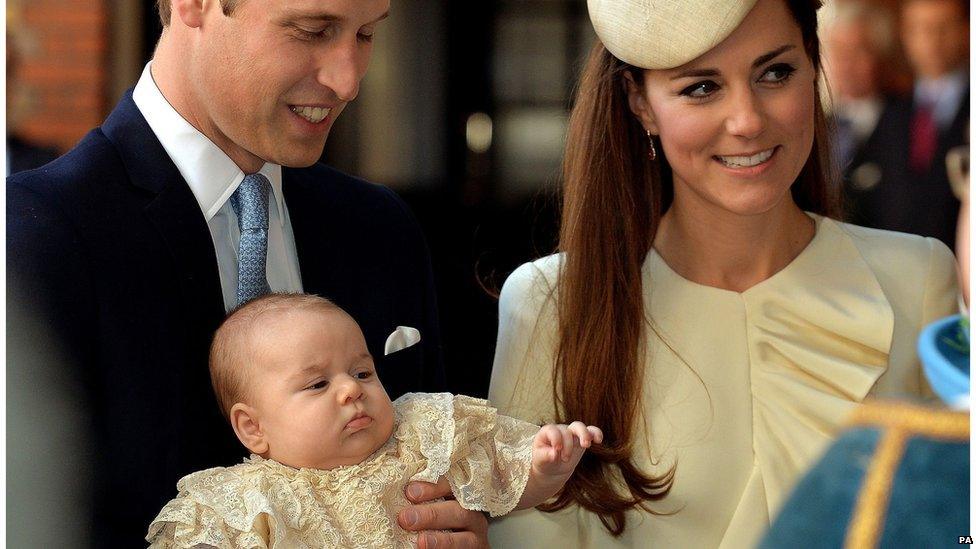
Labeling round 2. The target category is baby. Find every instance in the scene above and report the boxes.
[147,293,602,548]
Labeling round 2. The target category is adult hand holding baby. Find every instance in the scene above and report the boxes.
[400,479,490,549]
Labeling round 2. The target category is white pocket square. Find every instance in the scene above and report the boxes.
[384,326,421,356]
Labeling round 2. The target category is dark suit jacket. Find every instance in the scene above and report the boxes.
[7,92,445,546]
[842,91,968,249]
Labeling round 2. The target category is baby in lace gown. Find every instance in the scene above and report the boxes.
[146,293,602,548]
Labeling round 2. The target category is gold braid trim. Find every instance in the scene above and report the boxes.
[843,401,969,548]
[847,401,970,441]
[843,428,908,549]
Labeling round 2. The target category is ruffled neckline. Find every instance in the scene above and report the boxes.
[644,214,895,514]
[647,213,822,297]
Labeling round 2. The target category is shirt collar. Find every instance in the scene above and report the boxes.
[132,62,285,224]
[914,69,968,107]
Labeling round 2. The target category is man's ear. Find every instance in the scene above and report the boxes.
[230,403,269,455]
[172,0,205,28]
[623,70,660,136]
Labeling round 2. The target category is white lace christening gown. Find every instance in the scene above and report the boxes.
[146,393,538,548]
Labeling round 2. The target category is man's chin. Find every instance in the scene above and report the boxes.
[275,149,325,168]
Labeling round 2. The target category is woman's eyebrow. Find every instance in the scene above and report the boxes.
[670,44,797,81]
[670,68,720,80]
[752,45,795,68]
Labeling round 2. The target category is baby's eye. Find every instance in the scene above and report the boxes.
[355,371,374,380]
[307,380,328,390]
[680,80,720,99]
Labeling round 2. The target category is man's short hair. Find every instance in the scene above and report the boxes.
[209,293,341,422]
[821,0,896,58]
[901,0,970,18]
[156,0,242,27]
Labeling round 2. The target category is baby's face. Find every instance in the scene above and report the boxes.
[245,307,395,470]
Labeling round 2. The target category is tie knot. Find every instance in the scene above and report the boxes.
[231,173,271,231]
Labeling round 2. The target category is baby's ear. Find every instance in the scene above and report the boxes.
[230,403,269,455]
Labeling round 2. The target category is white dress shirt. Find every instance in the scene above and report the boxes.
[833,96,884,143]
[914,69,968,130]
[132,63,304,311]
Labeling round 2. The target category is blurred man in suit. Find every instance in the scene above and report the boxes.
[821,1,895,173]
[6,26,59,175]
[841,0,968,247]
[7,1,487,546]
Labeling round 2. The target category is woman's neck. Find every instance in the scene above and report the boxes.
[653,197,816,293]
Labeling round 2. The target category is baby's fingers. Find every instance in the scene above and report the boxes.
[534,424,564,454]
[567,421,592,448]
[587,425,604,445]
[560,425,576,462]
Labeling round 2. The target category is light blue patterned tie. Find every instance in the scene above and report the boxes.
[230,173,272,305]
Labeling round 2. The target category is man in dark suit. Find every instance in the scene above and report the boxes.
[7,1,486,547]
[841,0,969,248]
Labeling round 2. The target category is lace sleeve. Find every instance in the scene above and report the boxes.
[145,463,343,549]
[396,393,539,517]
[146,492,276,549]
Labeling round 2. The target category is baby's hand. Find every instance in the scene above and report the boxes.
[532,421,603,478]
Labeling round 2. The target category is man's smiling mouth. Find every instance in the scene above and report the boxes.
[290,105,331,124]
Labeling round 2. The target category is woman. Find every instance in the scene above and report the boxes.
[488,0,959,546]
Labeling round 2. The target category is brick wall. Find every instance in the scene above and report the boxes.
[9,0,109,153]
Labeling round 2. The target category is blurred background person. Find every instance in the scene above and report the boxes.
[6,14,59,175]
[821,1,897,173]
[840,0,968,248]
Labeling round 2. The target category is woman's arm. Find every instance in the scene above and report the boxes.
[489,258,562,423]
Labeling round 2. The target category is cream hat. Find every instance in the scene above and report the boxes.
[587,0,760,69]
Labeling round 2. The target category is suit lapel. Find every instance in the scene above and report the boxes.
[101,92,225,326]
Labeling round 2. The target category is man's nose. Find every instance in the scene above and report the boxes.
[316,42,364,103]
[724,87,766,140]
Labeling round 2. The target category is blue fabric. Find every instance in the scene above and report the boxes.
[879,437,970,547]
[762,421,970,548]
[918,314,970,406]
[229,173,271,305]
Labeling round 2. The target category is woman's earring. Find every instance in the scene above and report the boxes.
[646,130,657,161]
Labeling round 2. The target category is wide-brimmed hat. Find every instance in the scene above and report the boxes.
[587,0,760,69]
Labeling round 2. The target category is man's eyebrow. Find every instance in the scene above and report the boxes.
[669,45,796,81]
[281,10,390,25]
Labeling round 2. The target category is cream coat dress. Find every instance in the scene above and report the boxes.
[488,216,958,548]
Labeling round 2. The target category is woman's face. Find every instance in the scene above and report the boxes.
[626,0,816,218]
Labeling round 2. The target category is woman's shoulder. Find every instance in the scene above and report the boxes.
[502,254,563,299]
[822,217,957,319]
[827,218,955,272]
[498,254,563,329]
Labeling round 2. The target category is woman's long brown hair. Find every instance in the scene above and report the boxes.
[542,0,837,535]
